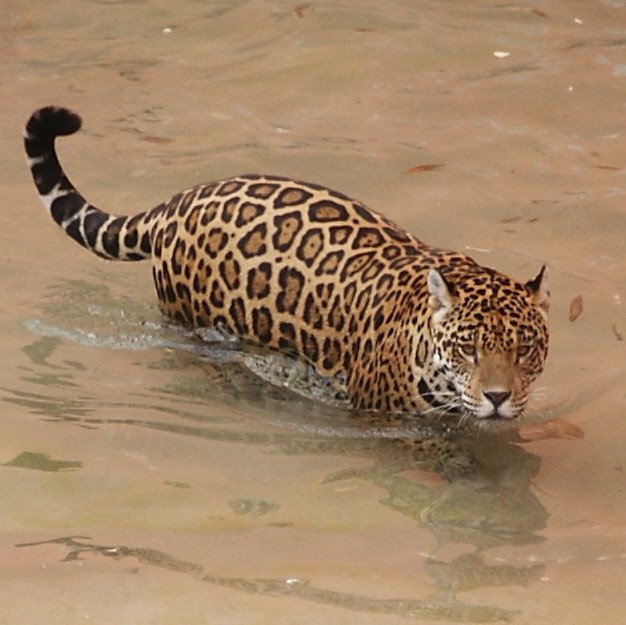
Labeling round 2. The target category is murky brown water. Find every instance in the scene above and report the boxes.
[1,1,625,623]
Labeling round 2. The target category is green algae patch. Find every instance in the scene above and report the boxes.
[3,451,82,472]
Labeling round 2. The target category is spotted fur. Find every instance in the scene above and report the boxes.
[25,106,550,422]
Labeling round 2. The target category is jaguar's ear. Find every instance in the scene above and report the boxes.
[525,265,550,316]
[428,269,457,320]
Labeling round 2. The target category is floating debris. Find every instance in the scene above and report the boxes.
[569,295,583,322]
[404,163,444,174]
[294,3,310,18]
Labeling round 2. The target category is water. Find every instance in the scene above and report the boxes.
[1,1,624,623]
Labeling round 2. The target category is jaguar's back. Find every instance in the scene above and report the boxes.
[25,106,550,422]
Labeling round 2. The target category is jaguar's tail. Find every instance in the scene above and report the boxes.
[24,106,156,260]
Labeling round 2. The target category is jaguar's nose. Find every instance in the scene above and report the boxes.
[483,390,511,409]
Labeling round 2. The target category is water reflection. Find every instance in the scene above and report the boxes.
[18,532,537,622]
[7,298,547,622]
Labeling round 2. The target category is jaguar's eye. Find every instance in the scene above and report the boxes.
[517,344,533,359]
[457,343,476,360]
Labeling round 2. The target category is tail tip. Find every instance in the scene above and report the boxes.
[26,106,82,140]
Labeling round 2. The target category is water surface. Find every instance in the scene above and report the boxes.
[1,1,624,623]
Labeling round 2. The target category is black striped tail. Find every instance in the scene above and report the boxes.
[25,106,155,261]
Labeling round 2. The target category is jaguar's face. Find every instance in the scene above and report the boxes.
[426,266,549,422]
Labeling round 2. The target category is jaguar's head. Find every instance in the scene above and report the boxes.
[425,265,549,423]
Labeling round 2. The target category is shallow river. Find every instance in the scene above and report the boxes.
[1,1,624,623]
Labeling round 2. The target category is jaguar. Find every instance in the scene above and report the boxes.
[24,106,550,423]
